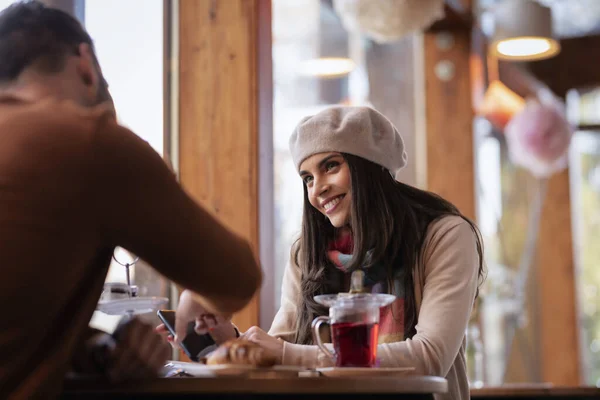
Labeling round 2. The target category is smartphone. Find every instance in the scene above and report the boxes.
[157,310,215,362]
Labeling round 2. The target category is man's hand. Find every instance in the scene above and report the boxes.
[72,318,170,382]
[107,317,171,382]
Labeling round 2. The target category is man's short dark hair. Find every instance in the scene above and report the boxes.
[0,0,95,83]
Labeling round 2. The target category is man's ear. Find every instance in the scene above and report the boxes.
[75,43,99,92]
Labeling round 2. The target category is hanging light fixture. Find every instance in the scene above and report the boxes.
[297,57,356,79]
[490,0,560,61]
[478,80,525,130]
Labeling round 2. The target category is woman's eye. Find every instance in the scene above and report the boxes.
[325,161,339,171]
[303,176,313,185]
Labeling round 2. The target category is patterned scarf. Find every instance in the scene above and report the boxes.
[327,234,405,343]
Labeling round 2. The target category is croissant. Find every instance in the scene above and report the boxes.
[204,339,276,368]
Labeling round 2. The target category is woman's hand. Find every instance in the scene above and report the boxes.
[240,326,284,364]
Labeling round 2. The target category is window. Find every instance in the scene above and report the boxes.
[474,119,542,385]
[0,0,14,11]
[570,130,600,387]
[84,0,169,332]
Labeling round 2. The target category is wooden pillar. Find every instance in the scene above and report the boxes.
[423,26,475,219]
[178,0,270,331]
[536,172,581,385]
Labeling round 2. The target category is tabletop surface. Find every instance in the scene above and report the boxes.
[63,375,449,395]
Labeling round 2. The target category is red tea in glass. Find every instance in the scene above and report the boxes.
[331,321,379,367]
[312,295,384,368]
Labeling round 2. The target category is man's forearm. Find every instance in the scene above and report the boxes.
[173,229,262,316]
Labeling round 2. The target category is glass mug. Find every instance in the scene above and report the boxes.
[311,299,381,368]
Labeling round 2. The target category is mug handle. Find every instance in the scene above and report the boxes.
[311,316,336,364]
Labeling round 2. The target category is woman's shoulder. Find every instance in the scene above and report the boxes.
[428,214,470,233]
[415,215,481,284]
[423,215,478,254]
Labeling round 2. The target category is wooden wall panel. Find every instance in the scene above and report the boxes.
[178,0,262,331]
[424,28,476,220]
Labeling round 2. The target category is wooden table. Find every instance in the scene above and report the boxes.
[61,375,448,399]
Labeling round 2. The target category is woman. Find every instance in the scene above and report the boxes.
[171,106,484,400]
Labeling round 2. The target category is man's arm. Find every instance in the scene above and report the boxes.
[70,327,111,375]
[85,117,262,315]
[70,319,170,380]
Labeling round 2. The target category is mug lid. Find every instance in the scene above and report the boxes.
[314,293,395,308]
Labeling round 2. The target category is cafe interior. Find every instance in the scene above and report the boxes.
[27,0,600,399]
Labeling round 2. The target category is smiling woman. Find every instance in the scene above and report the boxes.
[239,105,486,400]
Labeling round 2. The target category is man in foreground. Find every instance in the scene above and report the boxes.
[0,2,261,398]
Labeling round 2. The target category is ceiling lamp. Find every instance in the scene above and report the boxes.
[297,57,356,79]
[333,0,444,44]
[490,0,560,61]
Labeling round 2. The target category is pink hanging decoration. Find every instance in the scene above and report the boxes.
[504,89,573,178]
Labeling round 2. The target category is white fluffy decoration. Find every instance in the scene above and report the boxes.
[333,0,445,43]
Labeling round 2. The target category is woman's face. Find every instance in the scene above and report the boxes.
[299,152,352,228]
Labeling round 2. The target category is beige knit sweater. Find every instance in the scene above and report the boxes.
[268,215,480,400]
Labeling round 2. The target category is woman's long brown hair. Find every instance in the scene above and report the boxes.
[292,153,485,345]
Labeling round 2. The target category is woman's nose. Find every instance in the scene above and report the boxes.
[313,177,330,196]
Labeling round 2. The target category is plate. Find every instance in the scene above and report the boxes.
[163,361,306,378]
[96,296,169,315]
[316,367,416,377]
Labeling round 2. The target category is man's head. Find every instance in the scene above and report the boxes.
[0,0,112,107]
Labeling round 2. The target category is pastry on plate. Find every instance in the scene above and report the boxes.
[204,339,276,368]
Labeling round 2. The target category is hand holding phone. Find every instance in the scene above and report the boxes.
[157,310,215,362]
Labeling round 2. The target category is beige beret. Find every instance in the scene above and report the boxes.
[289,106,407,179]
